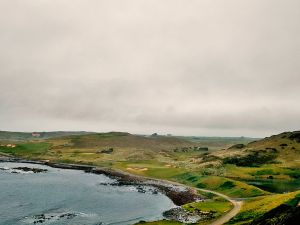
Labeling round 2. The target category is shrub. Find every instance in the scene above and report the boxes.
[223,149,278,167]
[219,181,236,189]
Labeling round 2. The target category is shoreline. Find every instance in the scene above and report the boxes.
[0,156,203,206]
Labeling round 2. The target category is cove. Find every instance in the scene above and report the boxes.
[0,162,175,225]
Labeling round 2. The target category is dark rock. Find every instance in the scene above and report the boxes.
[46,162,94,172]
[92,168,204,206]
[136,186,146,193]
[163,207,214,223]
[280,143,288,147]
[265,147,278,152]
[196,147,209,151]
[228,144,245,150]
[13,167,47,173]
[98,148,114,154]
[201,154,220,163]
[31,212,77,224]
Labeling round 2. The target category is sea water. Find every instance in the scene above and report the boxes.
[0,162,175,225]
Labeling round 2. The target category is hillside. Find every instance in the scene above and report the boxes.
[0,131,94,141]
[47,132,207,165]
[193,131,300,167]
[226,190,300,225]
[64,132,196,151]
[183,131,300,197]
[175,136,259,151]
[0,132,202,164]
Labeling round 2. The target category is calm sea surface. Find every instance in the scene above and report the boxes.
[0,162,175,225]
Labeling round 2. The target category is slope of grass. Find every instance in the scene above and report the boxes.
[226,190,300,225]
[135,197,232,225]
[228,131,300,168]
[183,196,233,218]
[224,164,299,180]
[0,142,50,158]
[67,133,195,151]
[176,136,259,151]
[174,173,268,198]
[114,161,187,179]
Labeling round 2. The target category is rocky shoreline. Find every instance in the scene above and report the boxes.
[0,156,203,206]
[0,166,47,173]
[0,156,207,223]
[163,207,214,223]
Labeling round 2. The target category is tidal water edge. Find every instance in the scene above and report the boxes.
[0,162,175,225]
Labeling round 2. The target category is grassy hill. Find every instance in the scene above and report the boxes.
[194,131,300,168]
[0,131,202,165]
[175,136,259,151]
[0,131,94,141]
[226,190,300,225]
[187,131,300,195]
[43,132,202,164]
[245,131,300,167]
[66,132,195,151]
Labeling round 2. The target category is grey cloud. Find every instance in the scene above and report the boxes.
[0,0,300,137]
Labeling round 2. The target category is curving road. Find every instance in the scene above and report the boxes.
[143,177,244,225]
[117,169,243,225]
[197,188,243,225]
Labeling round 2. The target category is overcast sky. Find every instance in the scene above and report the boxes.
[0,0,299,137]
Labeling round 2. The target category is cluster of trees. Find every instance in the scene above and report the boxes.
[174,146,209,152]
[97,148,114,154]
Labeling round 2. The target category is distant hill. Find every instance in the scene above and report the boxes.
[197,131,300,167]
[0,131,200,162]
[175,136,259,151]
[0,131,94,141]
[50,132,197,153]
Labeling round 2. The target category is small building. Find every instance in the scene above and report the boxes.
[32,132,41,137]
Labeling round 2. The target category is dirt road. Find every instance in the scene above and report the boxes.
[116,169,243,225]
[198,188,243,225]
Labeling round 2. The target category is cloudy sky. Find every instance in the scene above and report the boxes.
[0,0,299,137]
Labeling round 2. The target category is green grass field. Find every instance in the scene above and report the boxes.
[183,196,233,218]
[174,173,267,198]
[0,142,50,158]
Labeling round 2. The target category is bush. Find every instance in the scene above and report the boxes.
[196,183,206,188]
[223,149,278,167]
[219,181,235,189]
[280,143,288,147]
[228,144,245,149]
[252,169,279,176]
